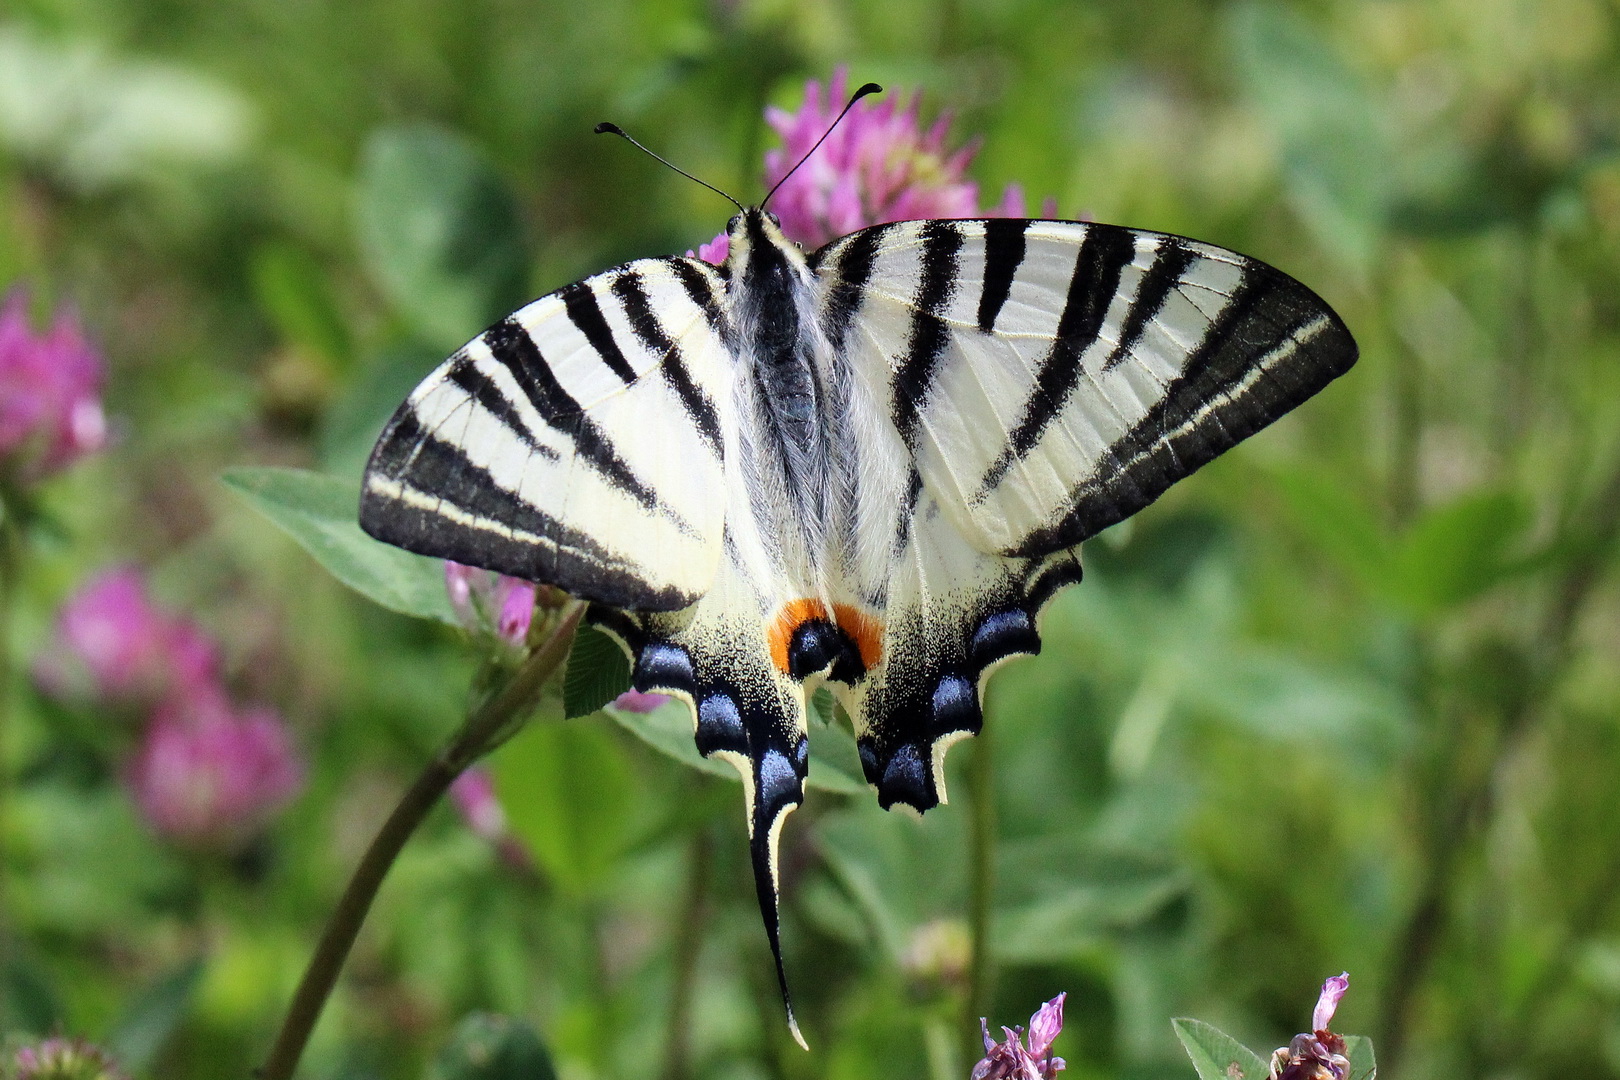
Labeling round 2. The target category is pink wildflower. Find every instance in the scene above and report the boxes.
[762,68,1026,248]
[445,561,536,648]
[972,993,1067,1080]
[1269,973,1352,1080]
[12,1036,128,1080]
[37,566,219,706]
[125,689,305,851]
[612,689,671,713]
[449,765,535,872]
[0,288,107,482]
[450,766,509,841]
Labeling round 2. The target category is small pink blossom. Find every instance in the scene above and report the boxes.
[38,567,219,706]
[612,689,671,713]
[445,561,536,648]
[0,288,107,482]
[126,690,305,850]
[762,68,1027,249]
[1269,973,1352,1080]
[450,766,508,841]
[972,993,1067,1080]
[13,1036,128,1080]
[449,765,535,872]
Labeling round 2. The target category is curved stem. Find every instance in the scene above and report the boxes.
[257,601,584,1080]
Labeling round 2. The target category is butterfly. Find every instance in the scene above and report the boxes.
[359,122,1357,1044]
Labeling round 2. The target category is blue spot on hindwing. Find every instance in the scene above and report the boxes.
[970,608,1038,668]
[636,641,695,691]
[696,693,744,752]
[932,674,977,729]
[757,749,802,815]
[879,743,931,810]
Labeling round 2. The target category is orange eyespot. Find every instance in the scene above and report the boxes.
[767,598,829,674]
[765,599,884,676]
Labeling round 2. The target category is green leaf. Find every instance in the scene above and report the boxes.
[563,624,632,719]
[355,123,530,352]
[430,1013,557,1080]
[606,696,737,782]
[1172,1018,1271,1080]
[806,688,867,795]
[490,720,636,895]
[1344,1034,1377,1080]
[1388,490,1530,615]
[222,466,456,625]
[105,957,205,1074]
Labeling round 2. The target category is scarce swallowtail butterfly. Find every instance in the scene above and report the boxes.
[359,85,1357,1045]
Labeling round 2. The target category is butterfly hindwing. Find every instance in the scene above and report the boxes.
[360,257,732,610]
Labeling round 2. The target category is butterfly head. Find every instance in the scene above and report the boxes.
[724,207,808,280]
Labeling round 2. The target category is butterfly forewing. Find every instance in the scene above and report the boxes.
[815,219,1358,558]
[360,257,731,610]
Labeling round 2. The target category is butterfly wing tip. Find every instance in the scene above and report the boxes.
[787,1013,809,1052]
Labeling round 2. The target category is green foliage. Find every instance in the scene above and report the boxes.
[1171,1019,1270,1080]
[356,124,532,353]
[4,0,1618,1078]
[429,1014,557,1080]
[563,624,632,719]
[222,466,457,624]
[490,719,637,895]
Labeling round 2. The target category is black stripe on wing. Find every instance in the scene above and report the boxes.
[481,317,685,525]
[976,224,1138,495]
[559,280,638,386]
[1011,259,1358,556]
[443,357,560,463]
[610,270,723,453]
[360,412,695,609]
[815,223,889,356]
[977,217,1029,332]
[892,220,965,450]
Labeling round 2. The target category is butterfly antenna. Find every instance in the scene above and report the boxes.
[594,122,745,213]
[761,81,883,210]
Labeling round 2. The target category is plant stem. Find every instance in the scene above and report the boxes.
[661,827,713,1080]
[257,601,584,1080]
[964,719,996,1063]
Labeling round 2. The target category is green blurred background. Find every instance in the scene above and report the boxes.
[2,0,1619,1077]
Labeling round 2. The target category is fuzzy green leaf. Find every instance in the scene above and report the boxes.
[1172,1018,1271,1080]
[222,466,456,624]
[430,1013,557,1080]
[563,623,632,719]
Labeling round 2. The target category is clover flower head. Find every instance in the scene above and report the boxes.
[37,566,220,707]
[1269,973,1352,1080]
[971,993,1067,1080]
[445,561,536,648]
[125,689,305,851]
[763,67,1025,249]
[12,1036,128,1080]
[0,288,107,482]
